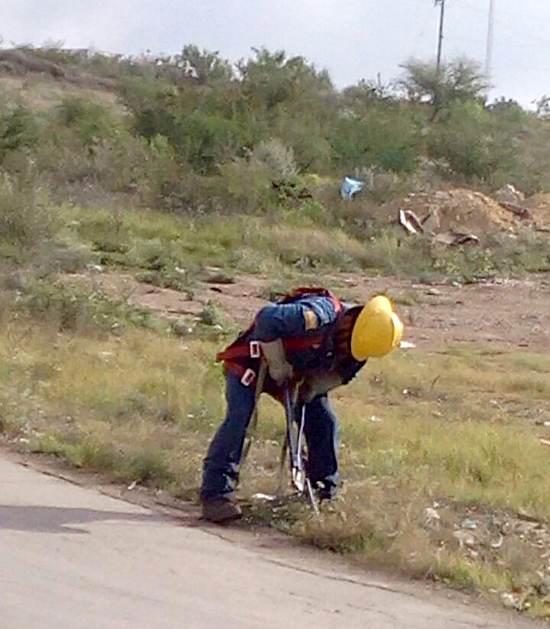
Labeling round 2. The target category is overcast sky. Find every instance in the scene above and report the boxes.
[2,1,550,107]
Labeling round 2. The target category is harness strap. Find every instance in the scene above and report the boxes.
[217,335,325,362]
[223,361,256,386]
[241,361,268,464]
[217,289,341,362]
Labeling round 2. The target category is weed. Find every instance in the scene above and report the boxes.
[121,449,174,486]
[391,291,422,306]
[13,278,160,335]
[0,173,55,251]
[198,302,223,326]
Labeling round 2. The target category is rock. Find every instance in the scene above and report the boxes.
[425,507,441,528]
[453,530,476,548]
[493,184,525,205]
[461,518,478,530]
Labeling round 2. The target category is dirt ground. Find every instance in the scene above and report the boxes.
[526,193,550,230]
[82,270,550,354]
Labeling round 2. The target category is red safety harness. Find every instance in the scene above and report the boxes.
[217,287,342,389]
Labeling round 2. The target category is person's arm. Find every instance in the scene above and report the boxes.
[299,372,343,402]
[299,358,367,403]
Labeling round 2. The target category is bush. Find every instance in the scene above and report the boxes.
[331,102,421,174]
[0,96,39,159]
[218,138,312,211]
[14,279,158,335]
[355,167,423,204]
[35,98,154,206]
[218,155,273,211]
[252,138,297,184]
[0,173,55,249]
[428,101,514,182]
[54,96,120,148]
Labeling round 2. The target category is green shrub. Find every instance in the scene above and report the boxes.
[218,155,273,211]
[331,102,421,174]
[252,138,297,183]
[0,97,39,159]
[14,279,159,335]
[36,102,154,206]
[121,449,174,485]
[0,173,55,249]
[55,96,120,148]
[428,101,514,182]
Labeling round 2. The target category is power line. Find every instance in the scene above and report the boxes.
[461,0,550,49]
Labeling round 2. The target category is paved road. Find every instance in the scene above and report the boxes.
[0,455,542,629]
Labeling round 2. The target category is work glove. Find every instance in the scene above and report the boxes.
[299,372,343,403]
[260,339,294,385]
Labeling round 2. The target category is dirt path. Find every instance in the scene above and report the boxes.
[83,270,550,352]
[0,452,543,629]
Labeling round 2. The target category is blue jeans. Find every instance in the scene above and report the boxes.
[200,372,340,502]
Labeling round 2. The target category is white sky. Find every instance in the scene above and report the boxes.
[2,1,550,107]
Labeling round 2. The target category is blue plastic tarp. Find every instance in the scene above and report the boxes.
[340,176,365,199]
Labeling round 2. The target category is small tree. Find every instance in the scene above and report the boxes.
[239,48,334,111]
[427,100,513,181]
[341,76,396,112]
[0,96,38,159]
[176,45,233,85]
[535,95,550,120]
[398,57,488,110]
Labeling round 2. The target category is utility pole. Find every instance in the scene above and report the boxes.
[435,0,446,72]
[485,0,495,82]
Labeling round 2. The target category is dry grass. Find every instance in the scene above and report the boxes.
[0,75,121,112]
[0,325,220,489]
[2,317,550,615]
[267,226,373,270]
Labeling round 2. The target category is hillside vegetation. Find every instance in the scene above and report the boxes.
[2,45,550,203]
[2,45,550,617]
[1,46,550,283]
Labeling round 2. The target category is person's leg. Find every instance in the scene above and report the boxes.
[200,372,256,508]
[302,394,339,498]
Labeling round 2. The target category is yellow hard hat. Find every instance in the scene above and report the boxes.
[350,295,404,360]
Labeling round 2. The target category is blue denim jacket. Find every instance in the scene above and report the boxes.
[253,295,340,373]
[253,295,338,342]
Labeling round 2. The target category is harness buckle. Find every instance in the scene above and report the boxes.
[249,341,261,359]
[241,368,256,387]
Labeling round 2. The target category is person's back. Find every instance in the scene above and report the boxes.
[201,289,403,523]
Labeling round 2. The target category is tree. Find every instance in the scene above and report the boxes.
[239,48,334,111]
[341,76,396,114]
[398,57,489,109]
[176,45,233,85]
[427,100,513,181]
[535,95,550,120]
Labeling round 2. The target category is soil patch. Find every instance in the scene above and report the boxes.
[69,270,550,353]
[526,193,550,231]
[382,188,525,238]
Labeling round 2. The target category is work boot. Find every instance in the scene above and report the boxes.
[202,498,242,523]
[314,481,337,502]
